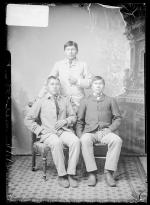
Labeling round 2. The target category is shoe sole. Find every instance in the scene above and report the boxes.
[88,180,97,186]
[88,184,96,187]
[58,183,70,188]
[70,185,78,188]
[105,179,116,187]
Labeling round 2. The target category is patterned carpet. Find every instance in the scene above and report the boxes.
[6,155,147,203]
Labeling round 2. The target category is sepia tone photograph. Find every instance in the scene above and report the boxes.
[5,2,146,203]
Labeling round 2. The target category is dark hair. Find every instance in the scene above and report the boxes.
[64,41,78,51]
[91,76,105,85]
[46,76,60,85]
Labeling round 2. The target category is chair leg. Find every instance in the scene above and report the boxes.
[42,157,47,181]
[32,149,36,171]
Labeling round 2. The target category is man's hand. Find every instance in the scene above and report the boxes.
[40,129,49,135]
[97,128,111,141]
[97,131,104,141]
[56,129,63,136]
[68,76,77,85]
[55,119,67,130]
[37,129,48,140]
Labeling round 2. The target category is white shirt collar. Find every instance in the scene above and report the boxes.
[64,57,78,65]
[45,92,61,100]
[93,92,103,97]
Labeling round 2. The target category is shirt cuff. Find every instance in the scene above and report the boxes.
[34,126,44,136]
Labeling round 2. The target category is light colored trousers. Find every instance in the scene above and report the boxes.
[80,132,122,172]
[43,131,80,176]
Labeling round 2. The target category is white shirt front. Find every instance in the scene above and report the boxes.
[47,58,92,106]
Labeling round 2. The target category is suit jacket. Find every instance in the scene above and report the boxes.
[24,93,76,142]
[76,93,122,137]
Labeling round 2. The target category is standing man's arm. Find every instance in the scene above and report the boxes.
[76,98,86,138]
[77,63,93,88]
[66,97,77,126]
[108,98,122,132]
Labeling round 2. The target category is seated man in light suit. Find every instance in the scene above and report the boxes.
[76,76,122,187]
[24,76,80,188]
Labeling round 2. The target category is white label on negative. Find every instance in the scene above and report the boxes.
[6,4,49,27]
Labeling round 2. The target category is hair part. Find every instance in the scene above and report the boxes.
[91,76,105,85]
[64,41,78,51]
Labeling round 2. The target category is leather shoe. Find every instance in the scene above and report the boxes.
[68,175,78,188]
[88,172,97,186]
[58,176,70,188]
[104,171,116,187]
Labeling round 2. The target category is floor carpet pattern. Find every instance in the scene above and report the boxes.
[6,155,147,203]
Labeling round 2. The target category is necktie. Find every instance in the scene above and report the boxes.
[54,96,59,119]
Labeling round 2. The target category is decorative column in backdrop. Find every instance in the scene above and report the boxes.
[117,19,145,154]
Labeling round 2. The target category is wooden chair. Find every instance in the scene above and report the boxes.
[31,122,71,181]
[31,133,50,181]
[94,143,108,158]
[27,102,49,180]
[31,132,69,181]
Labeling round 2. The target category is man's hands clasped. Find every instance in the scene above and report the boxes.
[55,119,67,130]
[38,119,68,138]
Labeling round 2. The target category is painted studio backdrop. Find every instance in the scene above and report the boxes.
[8,4,145,155]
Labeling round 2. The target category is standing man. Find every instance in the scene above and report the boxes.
[24,76,80,188]
[76,76,122,187]
[38,41,92,112]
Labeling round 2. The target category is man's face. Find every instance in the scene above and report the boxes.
[64,45,78,60]
[47,79,60,96]
[91,79,105,94]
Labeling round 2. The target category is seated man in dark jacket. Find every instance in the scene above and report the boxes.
[76,76,122,187]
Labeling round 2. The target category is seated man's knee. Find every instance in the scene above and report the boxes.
[80,133,92,145]
[54,140,62,147]
[48,135,62,147]
[70,134,81,148]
